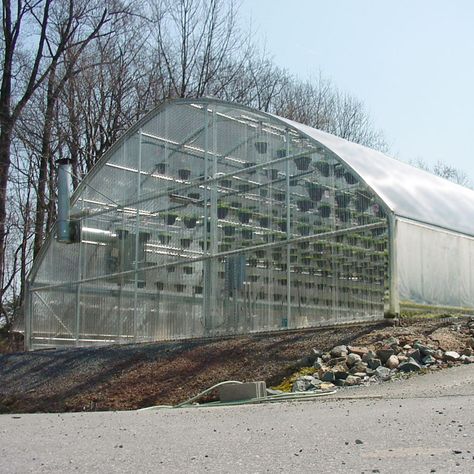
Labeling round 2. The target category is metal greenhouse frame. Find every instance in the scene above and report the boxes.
[24,99,474,350]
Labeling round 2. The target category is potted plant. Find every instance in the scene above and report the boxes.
[237,208,252,224]
[259,215,270,228]
[217,203,230,219]
[178,168,191,180]
[289,176,299,186]
[183,215,198,229]
[223,224,236,236]
[298,224,311,236]
[335,191,351,208]
[294,155,312,171]
[156,281,164,291]
[238,183,251,193]
[307,183,326,202]
[158,232,172,245]
[242,228,253,240]
[254,141,268,154]
[260,188,268,198]
[164,212,178,225]
[180,238,192,248]
[156,163,166,174]
[277,219,287,232]
[318,203,331,218]
[244,161,257,174]
[344,171,358,185]
[315,161,331,177]
[276,148,286,158]
[297,199,314,212]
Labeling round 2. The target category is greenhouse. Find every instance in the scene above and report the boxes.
[24,98,474,349]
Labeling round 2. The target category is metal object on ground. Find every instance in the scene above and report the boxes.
[218,381,267,402]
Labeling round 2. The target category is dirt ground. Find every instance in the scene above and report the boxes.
[0,317,472,414]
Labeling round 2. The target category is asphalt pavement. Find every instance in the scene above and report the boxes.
[2,364,474,473]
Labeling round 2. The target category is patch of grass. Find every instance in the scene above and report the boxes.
[271,366,315,392]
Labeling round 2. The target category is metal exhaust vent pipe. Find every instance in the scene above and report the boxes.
[56,158,75,243]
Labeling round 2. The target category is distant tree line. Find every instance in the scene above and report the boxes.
[0,0,466,327]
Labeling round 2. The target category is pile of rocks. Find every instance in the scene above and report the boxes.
[291,334,474,392]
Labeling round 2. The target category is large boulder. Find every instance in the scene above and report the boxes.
[376,346,395,364]
[292,375,322,392]
[374,366,392,381]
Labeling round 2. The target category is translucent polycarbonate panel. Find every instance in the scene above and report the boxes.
[27,99,389,349]
[276,115,474,237]
[397,218,474,310]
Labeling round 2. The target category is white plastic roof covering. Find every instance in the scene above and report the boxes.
[274,115,474,237]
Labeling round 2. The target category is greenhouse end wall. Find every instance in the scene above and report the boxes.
[397,218,474,311]
[25,100,389,350]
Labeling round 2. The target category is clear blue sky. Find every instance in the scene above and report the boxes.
[240,0,474,180]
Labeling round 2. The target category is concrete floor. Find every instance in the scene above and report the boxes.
[2,365,474,473]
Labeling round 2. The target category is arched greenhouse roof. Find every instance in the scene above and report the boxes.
[276,116,474,237]
[76,97,474,237]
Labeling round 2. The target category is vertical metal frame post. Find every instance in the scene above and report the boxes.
[388,212,400,316]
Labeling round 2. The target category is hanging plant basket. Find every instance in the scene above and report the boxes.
[238,183,251,193]
[242,228,253,240]
[335,192,351,208]
[217,204,230,219]
[307,183,326,202]
[298,224,311,236]
[183,216,197,229]
[260,188,268,198]
[297,199,314,212]
[178,168,191,180]
[237,209,252,224]
[259,216,270,228]
[276,148,286,158]
[355,192,371,212]
[256,249,266,258]
[318,203,331,218]
[315,161,331,177]
[344,171,358,185]
[158,232,172,245]
[164,213,178,225]
[277,219,287,232]
[294,155,312,171]
[255,141,268,154]
[180,238,192,248]
[156,163,166,174]
[244,162,257,174]
[334,164,345,178]
[223,224,236,236]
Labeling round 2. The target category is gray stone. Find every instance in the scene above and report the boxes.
[321,371,336,382]
[406,349,422,363]
[330,345,348,358]
[377,347,395,364]
[463,356,474,364]
[397,354,409,363]
[367,358,382,370]
[403,344,412,350]
[346,353,362,367]
[353,361,368,373]
[413,342,436,357]
[292,375,321,392]
[398,358,421,372]
[334,379,347,387]
[374,366,392,381]
[434,349,444,360]
[345,375,361,386]
[347,346,369,357]
[362,350,377,362]
[386,355,399,369]
[312,349,323,358]
[422,355,436,365]
[444,351,460,362]
[313,358,324,369]
[335,371,348,380]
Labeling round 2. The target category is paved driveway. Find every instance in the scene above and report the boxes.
[2,365,474,473]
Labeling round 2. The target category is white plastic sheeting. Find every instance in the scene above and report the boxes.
[396,218,474,309]
[275,116,474,237]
